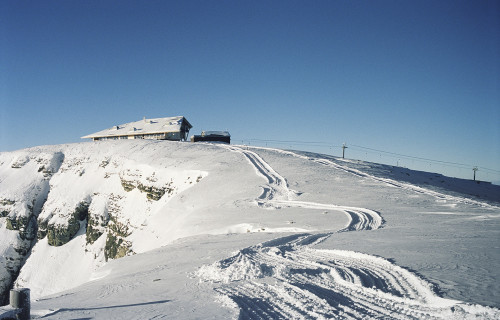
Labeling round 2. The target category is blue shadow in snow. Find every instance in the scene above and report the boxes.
[39,299,171,318]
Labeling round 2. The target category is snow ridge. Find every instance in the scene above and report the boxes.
[197,145,499,319]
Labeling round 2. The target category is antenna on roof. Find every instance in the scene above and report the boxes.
[143,116,146,123]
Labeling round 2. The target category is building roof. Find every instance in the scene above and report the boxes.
[201,131,231,137]
[81,116,192,139]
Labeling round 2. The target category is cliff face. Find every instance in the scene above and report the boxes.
[0,141,209,301]
[0,150,63,304]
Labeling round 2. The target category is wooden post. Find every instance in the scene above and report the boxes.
[473,167,478,181]
[10,288,30,320]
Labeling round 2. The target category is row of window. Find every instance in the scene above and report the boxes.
[94,136,128,141]
[94,133,178,141]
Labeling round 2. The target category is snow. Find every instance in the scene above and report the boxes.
[81,116,189,139]
[0,140,499,319]
[15,228,106,299]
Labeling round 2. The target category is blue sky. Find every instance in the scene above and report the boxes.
[1,1,499,183]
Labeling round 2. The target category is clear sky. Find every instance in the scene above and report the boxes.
[1,1,499,183]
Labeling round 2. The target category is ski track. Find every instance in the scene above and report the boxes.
[275,148,499,210]
[196,145,500,319]
[225,145,295,202]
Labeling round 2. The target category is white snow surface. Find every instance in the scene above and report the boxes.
[0,140,499,319]
[81,116,189,139]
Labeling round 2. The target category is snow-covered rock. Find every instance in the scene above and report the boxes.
[1,141,211,300]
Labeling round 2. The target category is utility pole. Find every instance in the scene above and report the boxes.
[473,166,478,181]
[342,143,347,159]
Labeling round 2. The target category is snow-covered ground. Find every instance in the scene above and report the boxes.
[0,140,499,319]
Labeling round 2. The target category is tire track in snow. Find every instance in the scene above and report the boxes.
[198,234,500,319]
[198,145,500,319]
[269,200,383,232]
[224,145,297,203]
[223,145,382,232]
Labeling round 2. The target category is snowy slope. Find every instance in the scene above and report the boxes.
[0,140,499,319]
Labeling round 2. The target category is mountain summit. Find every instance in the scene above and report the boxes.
[1,140,499,319]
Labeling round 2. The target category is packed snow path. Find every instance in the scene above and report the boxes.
[197,145,500,319]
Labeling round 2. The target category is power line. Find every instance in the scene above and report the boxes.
[349,144,500,173]
[235,138,500,175]
[241,138,340,147]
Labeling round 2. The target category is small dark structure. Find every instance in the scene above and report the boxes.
[191,131,230,144]
[0,288,30,320]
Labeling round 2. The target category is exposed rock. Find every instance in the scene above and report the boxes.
[104,232,132,261]
[44,202,89,247]
[121,178,175,201]
[108,218,130,238]
[6,215,37,241]
[0,151,63,303]
[86,216,104,245]
[137,183,170,201]
[10,156,29,169]
[0,199,15,206]
[46,219,81,247]
[120,179,136,192]
[86,203,109,245]
[0,199,15,217]
[2,145,206,301]
[74,202,89,221]
[99,158,110,168]
[37,219,48,240]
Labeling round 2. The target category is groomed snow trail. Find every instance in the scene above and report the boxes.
[197,145,500,319]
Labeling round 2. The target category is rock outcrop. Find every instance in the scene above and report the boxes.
[0,142,207,302]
